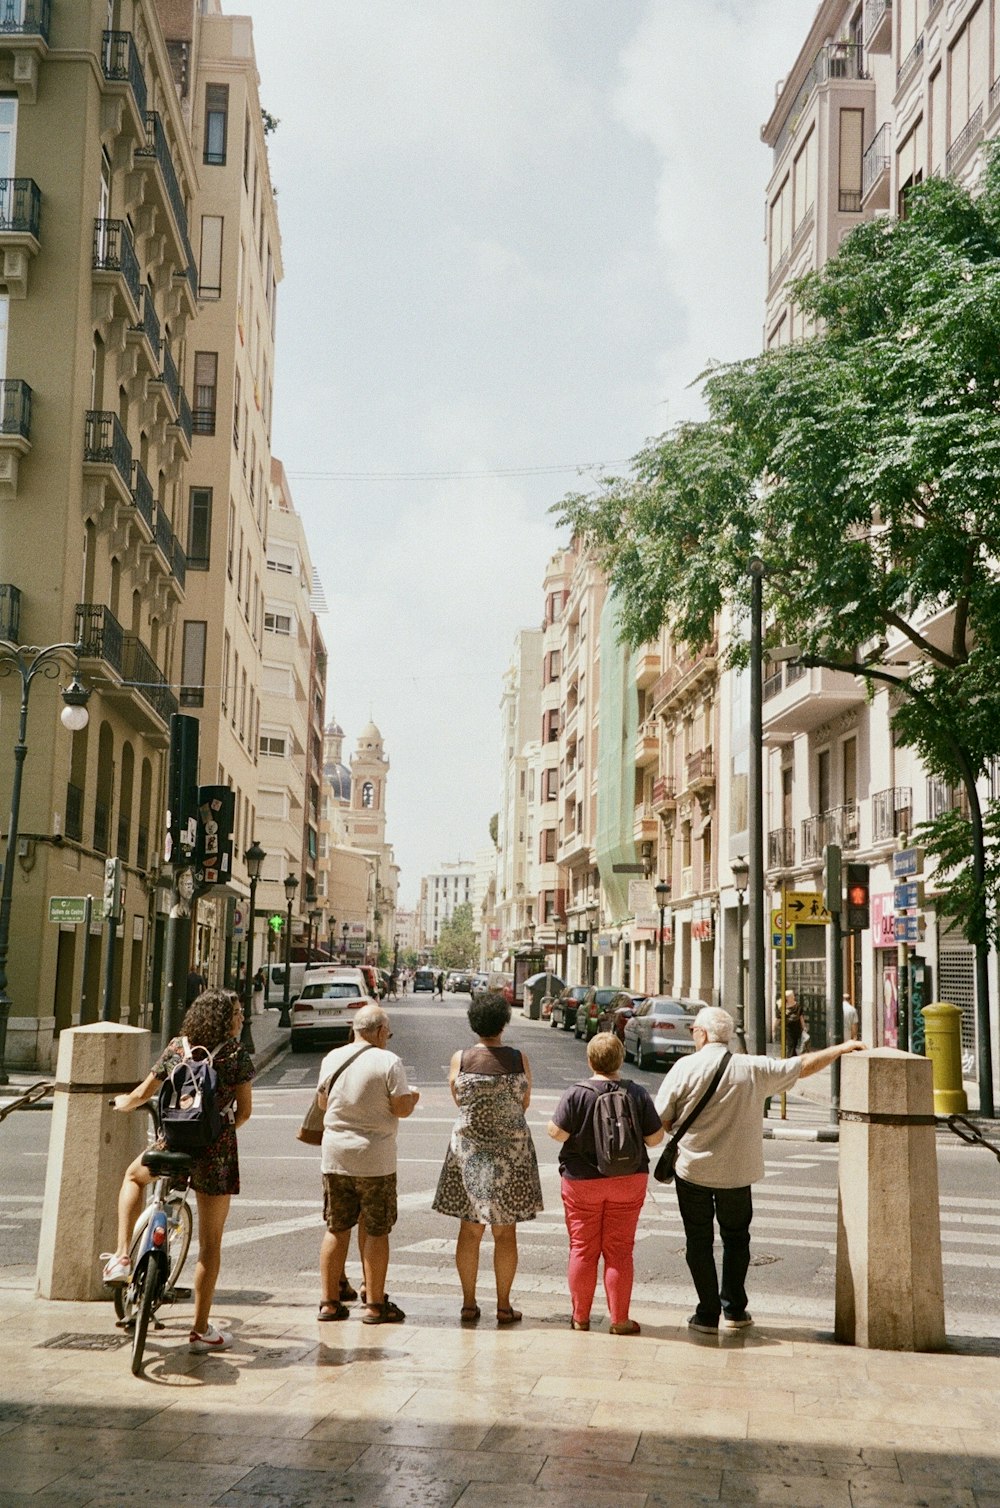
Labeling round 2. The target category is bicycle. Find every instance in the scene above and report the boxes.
[110,1101,194,1376]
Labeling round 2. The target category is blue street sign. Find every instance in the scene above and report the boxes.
[892,847,923,879]
[771,931,795,950]
[893,914,923,944]
[893,880,923,911]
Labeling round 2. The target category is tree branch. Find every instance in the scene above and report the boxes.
[882,610,960,669]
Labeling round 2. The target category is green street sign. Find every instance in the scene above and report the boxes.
[49,896,89,925]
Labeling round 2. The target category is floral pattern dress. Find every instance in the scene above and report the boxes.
[432,1046,543,1226]
[152,1036,255,1196]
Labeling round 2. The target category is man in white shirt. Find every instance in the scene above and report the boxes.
[655,1005,865,1333]
[842,996,859,1040]
[316,1004,419,1324]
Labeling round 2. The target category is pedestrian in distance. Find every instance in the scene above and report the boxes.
[842,995,859,1041]
[774,988,804,1056]
[316,1003,419,1324]
[436,971,445,1000]
[655,1005,866,1334]
[432,990,542,1325]
[548,1032,664,1334]
[186,964,208,1005]
[102,989,254,1353]
[252,967,266,1016]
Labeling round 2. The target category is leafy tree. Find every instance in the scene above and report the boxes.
[558,158,1000,1095]
[435,902,477,970]
[488,813,499,848]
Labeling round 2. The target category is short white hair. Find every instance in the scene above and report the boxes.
[694,1006,734,1043]
[355,1004,388,1038]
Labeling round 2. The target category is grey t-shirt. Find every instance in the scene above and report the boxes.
[654,1043,802,1188]
[318,1043,410,1177]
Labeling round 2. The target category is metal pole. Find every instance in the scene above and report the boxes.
[779,874,788,1118]
[658,905,665,994]
[734,891,746,1051]
[100,897,118,1022]
[0,689,28,1084]
[279,898,293,1028]
[79,894,93,1024]
[830,909,844,1123]
[241,874,257,1051]
[748,559,767,1054]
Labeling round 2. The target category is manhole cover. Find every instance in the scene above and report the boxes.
[38,1331,129,1352]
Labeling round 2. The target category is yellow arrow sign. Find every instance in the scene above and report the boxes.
[781,892,831,925]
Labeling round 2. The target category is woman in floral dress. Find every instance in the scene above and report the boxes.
[433,991,542,1325]
[101,989,254,1353]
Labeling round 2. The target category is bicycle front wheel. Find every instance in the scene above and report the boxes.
[130,1257,161,1376]
[165,1194,193,1290]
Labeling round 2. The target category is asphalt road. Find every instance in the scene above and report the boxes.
[3,993,1000,1335]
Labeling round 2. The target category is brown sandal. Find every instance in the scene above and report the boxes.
[497,1306,522,1326]
[460,1304,481,1324]
[318,1300,350,1322]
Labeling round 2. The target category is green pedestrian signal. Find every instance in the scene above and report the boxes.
[268,914,284,934]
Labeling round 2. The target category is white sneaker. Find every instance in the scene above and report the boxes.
[188,1324,232,1354]
[722,1313,754,1330]
[100,1253,131,1285]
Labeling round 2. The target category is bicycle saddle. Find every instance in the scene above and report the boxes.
[141,1148,193,1174]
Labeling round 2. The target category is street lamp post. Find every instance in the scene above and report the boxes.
[731,856,749,1052]
[655,880,670,995]
[341,920,349,960]
[748,557,768,1054]
[241,839,266,1051]
[310,907,321,963]
[327,915,335,962]
[278,872,298,1029]
[0,640,88,1084]
[587,905,599,986]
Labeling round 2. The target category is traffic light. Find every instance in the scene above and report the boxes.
[102,856,122,922]
[823,844,842,914]
[845,863,870,933]
[268,914,284,936]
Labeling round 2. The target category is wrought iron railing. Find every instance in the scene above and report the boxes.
[0,0,50,38]
[65,782,83,843]
[991,76,1000,118]
[92,218,140,309]
[171,535,186,590]
[0,581,20,641]
[158,341,179,409]
[121,631,178,722]
[802,803,860,860]
[174,388,193,444]
[75,602,178,725]
[946,104,984,177]
[872,786,912,842]
[763,667,783,701]
[191,403,215,436]
[132,285,160,357]
[863,0,890,44]
[131,459,153,530]
[774,43,867,162]
[0,177,39,237]
[101,31,147,121]
[896,34,923,89]
[154,506,172,562]
[862,123,891,198]
[686,747,714,784]
[83,410,132,490]
[136,111,189,249]
[838,190,862,213]
[768,827,795,869]
[927,777,969,820]
[0,379,30,438]
[652,775,675,808]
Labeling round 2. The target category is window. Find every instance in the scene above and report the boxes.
[543,708,559,743]
[768,174,791,275]
[543,767,558,801]
[259,734,286,757]
[896,118,925,218]
[204,83,228,166]
[540,828,557,863]
[948,4,988,142]
[264,611,291,635]
[222,631,230,713]
[838,109,864,213]
[362,781,375,808]
[226,499,235,579]
[793,128,815,229]
[239,669,247,742]
[233,369,240,451]
[192,351,217,434]
[198,215,223,299]
[180,621,207,708]
[187,487,211,569]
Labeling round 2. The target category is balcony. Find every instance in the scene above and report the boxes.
[651,639,718,713]
[872,786,912,843]
[135,111,193,270]
[152,506,186,597]
[154,340,179,415]
[864,0,891,53]
[801,803,860,862]
[0,580,20,641]
[685,747,715,793]
[652,775,676,813]
[768,827,795,870]
[92,218,140,320]
[75,602,178,739]
[102,31,147,135]
[171,388,193,456]
[130,459,154,535]
[762,662,866,739]
[0,1,50,102]
[946,104,984,179]
[0,176,40,296]
[634,650,660,690]
[896,34,923,92]
[127,285,161,375]
[773,43,868,163]
[633,801,658,845]
[927,778,969,821]
[862,123,891,208]
[0,377,30,495]
[83,409,133,508]
[634,718,659,768]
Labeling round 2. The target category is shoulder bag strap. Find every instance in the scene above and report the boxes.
[667,1051,732,1150]
[320,1042,375,1095]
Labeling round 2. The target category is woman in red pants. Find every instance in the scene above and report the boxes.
[547,1033,664,1334]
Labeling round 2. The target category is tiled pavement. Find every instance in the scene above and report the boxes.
[1,1274,999,1507]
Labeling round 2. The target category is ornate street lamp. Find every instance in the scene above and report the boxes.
[327,914,336,962]
[308,906,321,966]
[241,838,266,1050]
[278,872,298,1028]
[0,640,89,1084]
[655,880,671,996]
[341,919,349,960]
[731,856,749,1052]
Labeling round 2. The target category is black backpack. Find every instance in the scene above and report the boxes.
[158,1037,228,1153]
[578,1080,645,1177]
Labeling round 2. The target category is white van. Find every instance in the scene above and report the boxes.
[264,962,306,1007]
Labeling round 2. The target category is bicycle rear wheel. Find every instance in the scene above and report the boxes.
[164,1193,193,1290]
[130,1257,161,1376]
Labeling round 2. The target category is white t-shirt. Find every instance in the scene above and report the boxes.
[842,1001,858,1039]
[654,1043,802,1189]
[318,1043,410,1177]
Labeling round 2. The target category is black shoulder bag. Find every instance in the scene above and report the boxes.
[653,1051,732,1184]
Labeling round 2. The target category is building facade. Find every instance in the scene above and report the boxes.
[417,860,474,953]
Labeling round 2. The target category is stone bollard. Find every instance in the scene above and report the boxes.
[36,1024,150,1301]
[835,1048,945,1351]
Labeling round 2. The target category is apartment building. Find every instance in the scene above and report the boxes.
[0,3,198,1067]
[418,860,474,952]
[756,0,999,1068]
[494,629,542,959]
[535,551,571,971]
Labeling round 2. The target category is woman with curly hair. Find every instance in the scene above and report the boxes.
[101,989,254,1353]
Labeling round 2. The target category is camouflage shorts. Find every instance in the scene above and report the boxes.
[322,1172,397,1238]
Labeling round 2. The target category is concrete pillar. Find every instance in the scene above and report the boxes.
[36,1024,150,1301]
[835,1047,945,1351]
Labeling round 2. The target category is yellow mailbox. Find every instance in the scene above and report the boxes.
[921,1001,968,1115]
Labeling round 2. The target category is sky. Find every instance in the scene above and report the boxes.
[236,0,819,907]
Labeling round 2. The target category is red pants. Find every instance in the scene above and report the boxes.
[560,1172,648,1325]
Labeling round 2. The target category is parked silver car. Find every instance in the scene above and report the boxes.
[623,995,701,1069]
